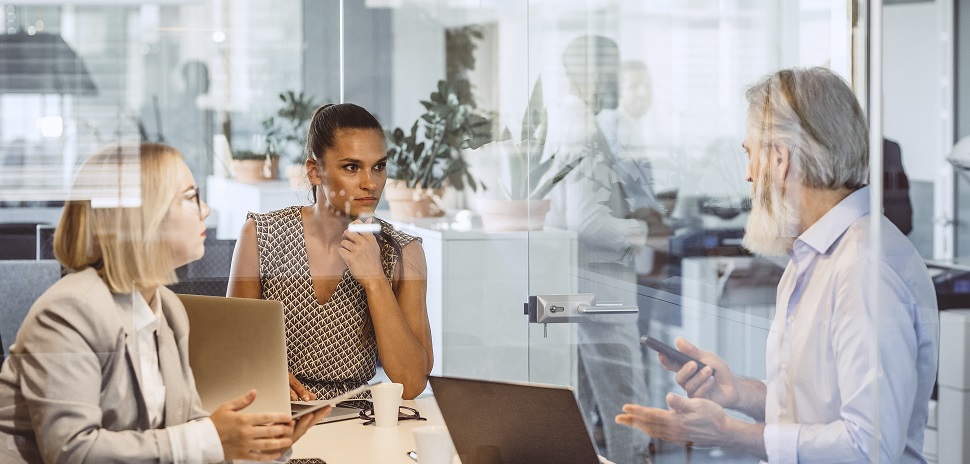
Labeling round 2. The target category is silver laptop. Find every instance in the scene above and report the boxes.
[428,376,601,464]
[178,294,364,423]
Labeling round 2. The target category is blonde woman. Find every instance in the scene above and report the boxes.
[0,143,328,463]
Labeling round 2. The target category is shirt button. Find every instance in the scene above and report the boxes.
[781,362,788,370]
[787,315,794,323]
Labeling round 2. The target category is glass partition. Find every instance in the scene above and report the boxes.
[514,2,856,462]
[0,1,956,463]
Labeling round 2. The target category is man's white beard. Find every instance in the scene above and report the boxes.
[742,180,798,257]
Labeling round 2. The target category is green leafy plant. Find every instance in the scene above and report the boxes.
[230,149,271,161]
[386,80,493,190]
[490,77,580,200]
[445,25,483,107]
[261,90,319,164]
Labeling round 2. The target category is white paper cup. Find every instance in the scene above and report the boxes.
[370,382,404,427]
[413,425,456,464]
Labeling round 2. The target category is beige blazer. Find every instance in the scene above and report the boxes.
[0,268,210,463]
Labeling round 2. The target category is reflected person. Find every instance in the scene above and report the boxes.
[228,103,433,401]
[141,60,215,193]
[543,35,650,464]
[596,60,672,274]
[616,67,938,463]
[171,61,215,193]
[0,143,328,463]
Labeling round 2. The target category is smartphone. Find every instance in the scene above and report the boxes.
[290,383,373,420]
[640,336,715,377]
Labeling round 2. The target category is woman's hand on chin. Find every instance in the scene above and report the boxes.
[339,218,386,284]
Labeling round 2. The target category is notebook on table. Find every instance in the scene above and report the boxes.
[428,376,605,464]
[177,294,365,423]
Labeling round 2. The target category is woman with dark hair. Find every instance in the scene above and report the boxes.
[228,103,433,401]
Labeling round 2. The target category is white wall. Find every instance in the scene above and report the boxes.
[884,2,945,183]
[390,5,446,129]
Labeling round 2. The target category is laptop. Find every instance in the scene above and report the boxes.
[428,376,602,464]
[178,294,364,423]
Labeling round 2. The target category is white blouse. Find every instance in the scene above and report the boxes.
[132,291,224,463]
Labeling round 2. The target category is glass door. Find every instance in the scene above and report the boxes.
[522,1,859,463]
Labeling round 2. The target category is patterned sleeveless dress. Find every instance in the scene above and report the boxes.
[247,206,419,399]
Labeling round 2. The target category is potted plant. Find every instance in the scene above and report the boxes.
[384,80,493,219]
[473,77,580,231]
[261,90,320,189]
[230,149,279,183]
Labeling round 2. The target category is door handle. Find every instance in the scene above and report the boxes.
[526,294,639,323]
[576,302,638,314]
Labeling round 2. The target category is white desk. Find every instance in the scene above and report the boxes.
[206,176,311,240]
[291,397,453,464]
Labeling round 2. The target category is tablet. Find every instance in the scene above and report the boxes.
[290,383,374,420]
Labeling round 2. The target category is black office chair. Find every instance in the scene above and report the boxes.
[165,229,236,296]
[0,223,49,260]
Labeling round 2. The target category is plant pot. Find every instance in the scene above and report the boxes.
[232,156,279,183]
[384,180,445,220]
[477,198,551,232]
[285,164,310,191]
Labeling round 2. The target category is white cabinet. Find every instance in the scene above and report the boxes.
[389,219,578,385]
[938,309,970,464]
[206,176,311,240]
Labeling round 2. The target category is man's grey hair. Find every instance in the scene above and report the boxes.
[745,67,868,190]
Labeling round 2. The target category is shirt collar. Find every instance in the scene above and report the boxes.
[796,186,870,256]
[132,289,159,332]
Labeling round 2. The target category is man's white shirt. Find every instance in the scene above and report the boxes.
[763,187,939,463]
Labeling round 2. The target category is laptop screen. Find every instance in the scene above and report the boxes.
[429,376,601,464]
[179,294,291,415]
[180,293,373,424]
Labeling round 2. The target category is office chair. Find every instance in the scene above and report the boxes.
[0,260,61,359]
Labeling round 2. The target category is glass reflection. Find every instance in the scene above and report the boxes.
[541,34,651,463]
[0,0,956,462]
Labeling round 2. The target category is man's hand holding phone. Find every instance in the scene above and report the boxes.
[641,336,714,375]
[647,337,740,409]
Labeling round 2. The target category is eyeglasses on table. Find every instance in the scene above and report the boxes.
[357,404,427,426]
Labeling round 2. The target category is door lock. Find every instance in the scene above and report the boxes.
[526,294,638,323]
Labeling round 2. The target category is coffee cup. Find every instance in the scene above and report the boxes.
[413,425,456,464]
[370,382,404,427]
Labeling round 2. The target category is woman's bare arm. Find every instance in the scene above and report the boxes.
[356,240,433,399]
[227,219,262,299]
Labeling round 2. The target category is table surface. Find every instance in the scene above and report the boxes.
[290,397,457,464]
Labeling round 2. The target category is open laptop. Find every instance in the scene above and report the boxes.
[428,376,602,464]
[178,294,365,423]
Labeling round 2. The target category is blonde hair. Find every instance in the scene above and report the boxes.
[54,143,184,293]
